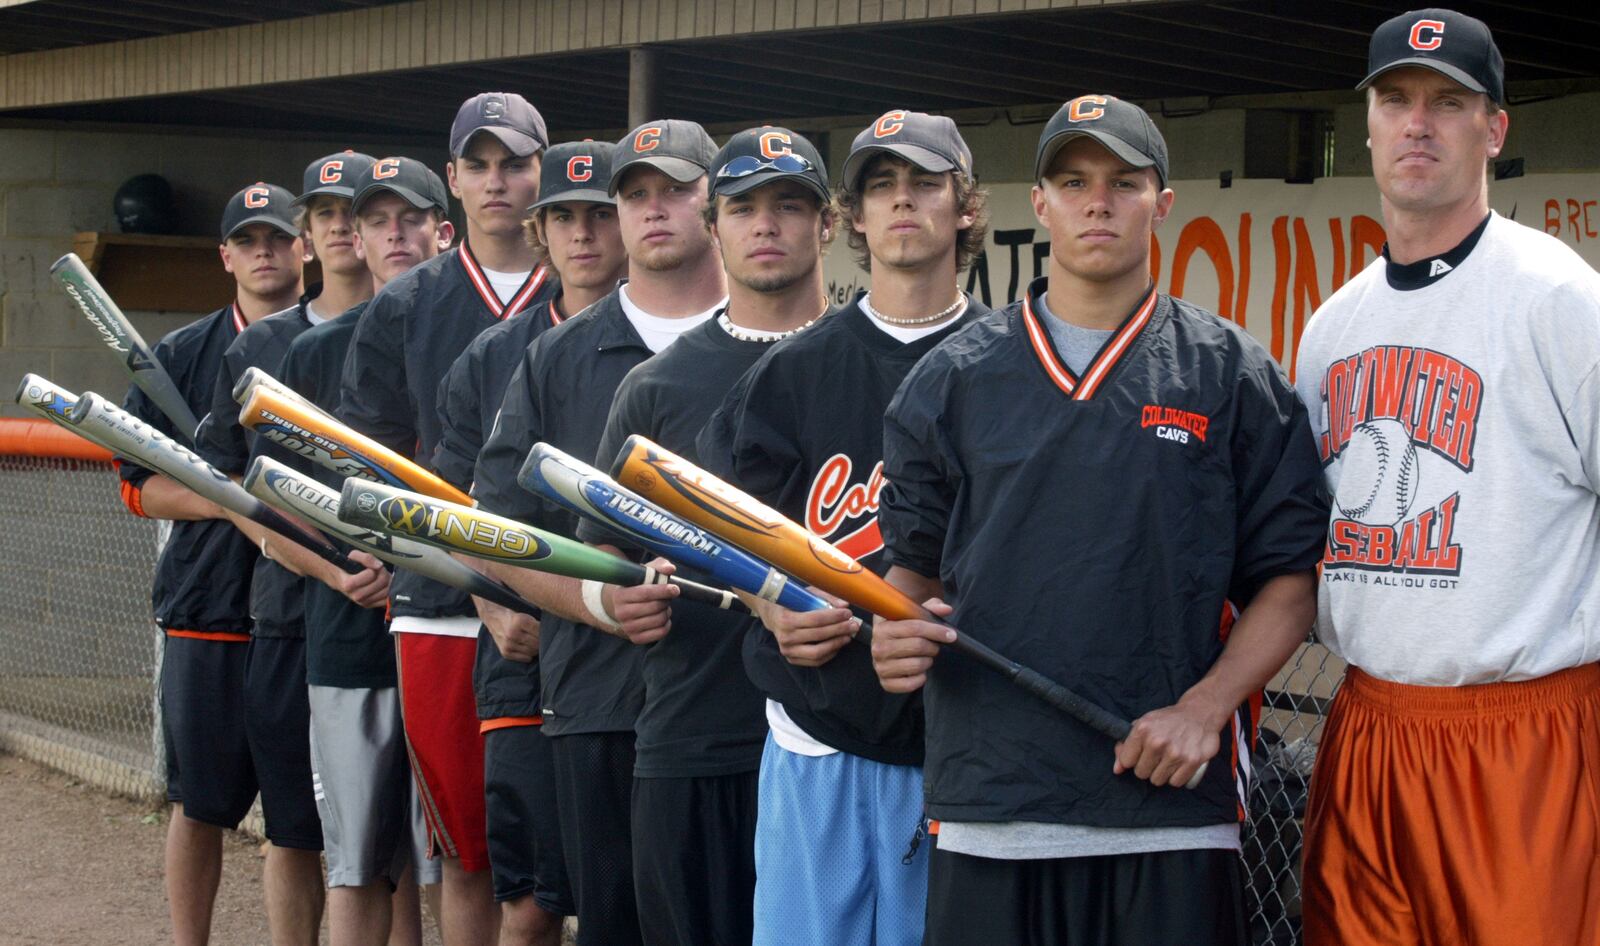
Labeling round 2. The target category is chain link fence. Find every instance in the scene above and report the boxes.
[0,444,1345,944]
[1245,640,1346,945]
[0,452,165,800]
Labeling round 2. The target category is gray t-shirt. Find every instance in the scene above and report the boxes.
[936,289,1240,861]
[1037,291,1114,374]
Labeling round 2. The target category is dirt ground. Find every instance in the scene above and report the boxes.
[0,752,451,946]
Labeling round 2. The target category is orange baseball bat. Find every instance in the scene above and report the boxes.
[238,385,472,506]
[612,434,1200,784]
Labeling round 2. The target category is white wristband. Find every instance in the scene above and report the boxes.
[581,579,621,632]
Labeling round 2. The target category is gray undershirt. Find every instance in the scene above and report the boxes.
[937,291,1239,861]
[1037,291,1113,375]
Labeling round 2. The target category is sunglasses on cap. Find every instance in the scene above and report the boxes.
[716,153,814,180]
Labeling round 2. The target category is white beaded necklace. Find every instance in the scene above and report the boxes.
[861,289,966,326]
[718,301,829,343]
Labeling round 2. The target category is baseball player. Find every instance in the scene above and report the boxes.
[694,110,989,946]
[297,151,377,321]
[1295,10,1600,944]
[278,155,454,946]
[340,93,556,946]
[114,185,307,946]
[574,126,836,946]
[192,171,394,946]
[870,96,1327,946]
[472,118,727,946]
[430,139,626,946]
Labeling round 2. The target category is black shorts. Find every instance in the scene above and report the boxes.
[484,723,573,913]
[925,842,1247,946]
[244,636,323,850]
[160,634,256,828]
[631,771,758,946]
[550,731,642,946]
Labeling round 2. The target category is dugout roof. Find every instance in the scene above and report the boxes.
[0,0,1595,138]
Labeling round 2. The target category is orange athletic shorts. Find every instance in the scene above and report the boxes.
[1302,663,1600,946]
[396,632,490,872]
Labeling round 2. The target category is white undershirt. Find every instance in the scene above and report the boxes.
[618,284,724,353]
[389,615,483,638]
[304,299,335,324]
[766,700,839,756]
[480,266,533,305]
[860,294,968,343]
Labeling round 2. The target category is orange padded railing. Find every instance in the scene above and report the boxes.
[0,417,114,462]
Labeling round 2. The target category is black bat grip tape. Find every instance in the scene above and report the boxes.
[947,631,1131,742]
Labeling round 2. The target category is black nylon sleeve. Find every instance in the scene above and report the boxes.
[432,343,485,493]
[192,342,250,475]
[473,340,545,522]
[694,362,800,498]
[1227,355,1331,605]
[879,364,956,580]
[117,333,186,490]
[339,290,415,455]
[574,373,650,549]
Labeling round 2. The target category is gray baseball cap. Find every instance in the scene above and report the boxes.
[1357,8,1504,104]
[609,120,717,195]
[351,157,449,216]
[220,182,299,241]
[294,151,376,204]
[710,127,830,203]
[840,110,974,192]
[1034,95,1170,188]
[450,92,549,158]
[532,140,619,210]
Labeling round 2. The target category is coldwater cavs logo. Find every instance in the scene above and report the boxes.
[806,454,886,561]
[1316,345,1482,581]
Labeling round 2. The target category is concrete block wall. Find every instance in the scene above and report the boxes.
[0,126,434,418]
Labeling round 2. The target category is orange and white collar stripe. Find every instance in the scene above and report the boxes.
[459,242,549,320]
[1021,287,1157,401]
[546,299,564,327]
[230,302,248,334]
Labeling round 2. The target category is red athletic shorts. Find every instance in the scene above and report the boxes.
[396,633,489,872]
[1302,663,1600,946]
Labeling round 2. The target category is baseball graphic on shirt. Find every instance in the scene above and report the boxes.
[1336,419,1419,526]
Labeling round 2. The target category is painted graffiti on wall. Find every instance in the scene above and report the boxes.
[822,174,1600,373]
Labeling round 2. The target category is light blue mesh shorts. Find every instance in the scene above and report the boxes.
[753,732,928,946]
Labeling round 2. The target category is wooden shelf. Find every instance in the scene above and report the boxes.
[72,232,320,314]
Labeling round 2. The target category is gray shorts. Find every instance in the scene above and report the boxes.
[308,685,442,888]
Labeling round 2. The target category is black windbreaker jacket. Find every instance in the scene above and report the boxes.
[474,289,649,737]
[117,304,257,635]
[340,245,555,620]
[882,279,1328,827]
[195,299,318,638]
[697,294,989,766]
[434,295,567,719]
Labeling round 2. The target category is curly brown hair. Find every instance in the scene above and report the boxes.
[522,208,552,269]
[835,154,989,273]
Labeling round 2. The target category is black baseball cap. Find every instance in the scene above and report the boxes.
[1034,95,1170,188]
[1357,8,1504,104]
[840,110,973,192]
[450,92,549,158]
[294,151,376,204]
[351,157,449,216]
[531,140,618,211]
[220,182,299,241]
[609,120,718,196]
[710,127,829,203]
